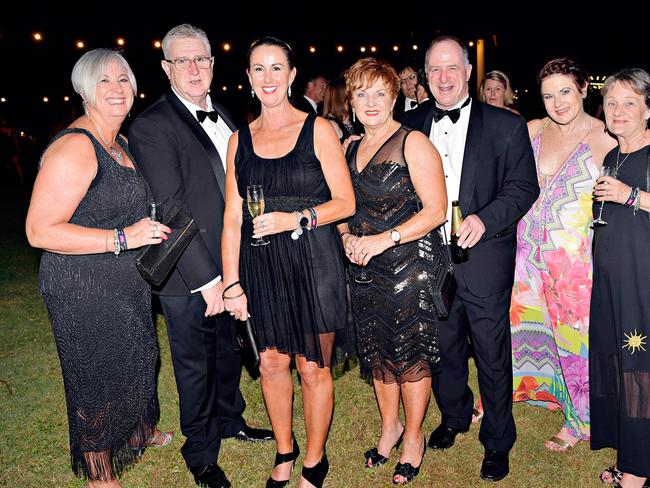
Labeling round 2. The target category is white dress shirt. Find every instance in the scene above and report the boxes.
[429,97,472,238]
[171,88,233,292]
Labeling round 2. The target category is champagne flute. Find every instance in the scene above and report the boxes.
[247,184,270,247]
[354,229,373,284]
[592,166,616,227]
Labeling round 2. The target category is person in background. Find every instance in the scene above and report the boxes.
[590,67,650,488]
[394,65,430,119]
[478,70,520,114]
[222,37,354,488]
[510,57,615,452]
[339,57,446,484]
[128,23,272,488]
[322,77,360,142]
[25,48,172,488]
[292,74,327,114]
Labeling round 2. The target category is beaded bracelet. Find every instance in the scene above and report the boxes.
[113,228,121,256]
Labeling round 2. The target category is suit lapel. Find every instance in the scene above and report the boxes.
[422,107,435,137]
[459,101,483,215]
[166,91,227,198]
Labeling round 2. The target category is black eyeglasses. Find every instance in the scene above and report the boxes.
[164,56,213,71]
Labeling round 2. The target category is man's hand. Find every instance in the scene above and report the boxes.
[201,281,225,317]
[456,214,485,249]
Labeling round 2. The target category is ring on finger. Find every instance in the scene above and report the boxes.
[152,223,158,238]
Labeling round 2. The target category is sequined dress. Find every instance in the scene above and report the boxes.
[235,114,348,367]
[39,129,159,480]
[347,126,440,384]
[510,128,596,440]
[590,145,650,477]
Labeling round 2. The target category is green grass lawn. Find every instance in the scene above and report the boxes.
[0,189,613,487]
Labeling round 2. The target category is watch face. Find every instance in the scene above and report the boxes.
[391,230,401,242]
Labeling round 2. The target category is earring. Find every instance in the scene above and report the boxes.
[251,88,255,98]
[352,108,356,123]
[288,85,292,97]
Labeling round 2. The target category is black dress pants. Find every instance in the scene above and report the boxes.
[431,266,516,452]
[160,294,246,467]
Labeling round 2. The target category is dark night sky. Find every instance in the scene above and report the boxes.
[1,4,648,141]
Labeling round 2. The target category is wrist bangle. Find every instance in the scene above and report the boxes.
[117,229,128,251]
[222,281,241,298]
[113,228,120,256]
[307,207,318,229]
[223,290,245,300]
[624,187,636,207]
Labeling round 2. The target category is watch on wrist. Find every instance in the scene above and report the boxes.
[390,228,401,246]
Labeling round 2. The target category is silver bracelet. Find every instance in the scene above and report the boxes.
[113,228,121,256]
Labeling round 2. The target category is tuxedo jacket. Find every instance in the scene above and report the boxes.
[401,101,539,297]
[128,90,236,296]
[291,95,318,114]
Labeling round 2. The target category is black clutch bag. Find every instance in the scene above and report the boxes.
[135,203,199,286]
[236,319,260,367]
[427,229,457,319]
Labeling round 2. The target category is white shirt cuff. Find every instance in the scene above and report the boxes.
[191,275,221,294]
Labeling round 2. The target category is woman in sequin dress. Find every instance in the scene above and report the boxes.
[510,58,615,452]
[337,58,447,484]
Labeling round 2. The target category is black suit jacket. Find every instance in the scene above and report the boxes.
[128,90,237,295]
[401,101,539,297]
[291,95,318,114]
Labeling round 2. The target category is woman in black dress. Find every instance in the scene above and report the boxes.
[337,58,447,484]
[221,38,354,488]
[591,68,650,488]
[25,49,171,487]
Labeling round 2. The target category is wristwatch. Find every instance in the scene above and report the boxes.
[390,228,401,246]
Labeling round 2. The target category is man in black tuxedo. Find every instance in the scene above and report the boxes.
[128,24,272,488]
[291,74,326,114]
[401,36,538,482]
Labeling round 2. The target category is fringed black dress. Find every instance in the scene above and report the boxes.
[39,129,159,480]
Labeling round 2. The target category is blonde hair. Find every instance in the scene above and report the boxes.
[478,70,515,106]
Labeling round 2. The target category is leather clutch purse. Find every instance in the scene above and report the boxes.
[135,203,199,286]
[236,319,261,367]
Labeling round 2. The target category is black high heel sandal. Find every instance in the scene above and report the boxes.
[266,433,300,487]
[301,452,329,488]
[364,428,405,468]
[392,435,426,484]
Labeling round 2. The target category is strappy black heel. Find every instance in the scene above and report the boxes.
[364,428,405,468]
[266,433,300,487]
[301,452,329,488]
[392,435,426,484]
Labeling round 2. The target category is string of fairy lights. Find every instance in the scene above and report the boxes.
[1,32,609,111]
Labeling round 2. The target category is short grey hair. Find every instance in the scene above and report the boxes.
[162,23,211,59]
[424,35,470,71]
[602,67,650,111]
[71,49,137,106]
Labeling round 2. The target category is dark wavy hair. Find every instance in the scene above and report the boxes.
[537,57,589,93]
[247,36,294,69]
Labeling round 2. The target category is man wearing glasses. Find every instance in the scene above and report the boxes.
[129,23,272,488]
[395,65,431,120]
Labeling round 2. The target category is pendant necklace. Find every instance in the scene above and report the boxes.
[87,115,124,163]
[614,148,631,177]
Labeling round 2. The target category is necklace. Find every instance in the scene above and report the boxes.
[615,148,631,176]
[86,115,123,163]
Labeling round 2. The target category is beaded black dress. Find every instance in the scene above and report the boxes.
[39,129,159,480]
[590,145,650,477]
[347,127,441,383]
[235,114,348,367]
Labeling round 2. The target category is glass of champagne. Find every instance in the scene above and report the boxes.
[247,184,270,247]
[592,166,616,227]
[354,229,373,284]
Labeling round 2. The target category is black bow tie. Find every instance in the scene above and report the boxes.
[197,110,219,123]
[432,97,471,124]
[409,100,418,108]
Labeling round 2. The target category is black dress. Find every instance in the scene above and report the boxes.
[347,127,440,384]
[39,129,159,480]
[235,114,348,367]
[590,145,650,478]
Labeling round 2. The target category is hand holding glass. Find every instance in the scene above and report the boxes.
[247,185,270,247]
[592,166,616,227]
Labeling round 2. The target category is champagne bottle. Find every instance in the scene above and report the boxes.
[450,200,468,264]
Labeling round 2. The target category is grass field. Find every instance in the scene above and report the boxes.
[0,187,613,487]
